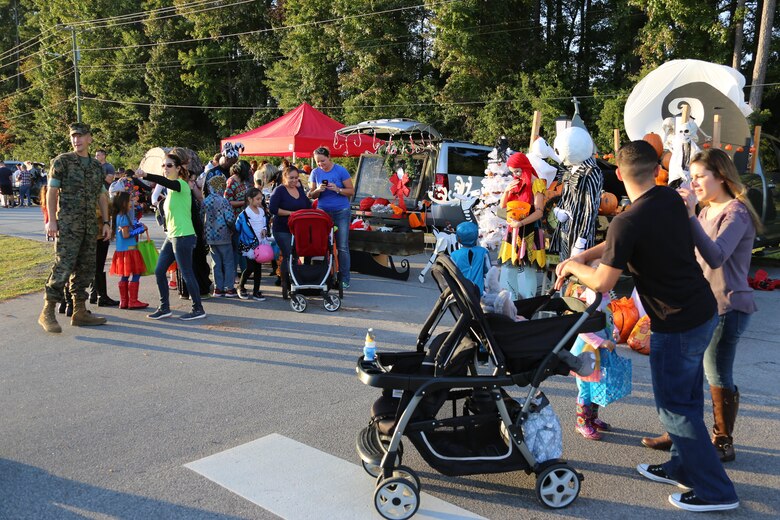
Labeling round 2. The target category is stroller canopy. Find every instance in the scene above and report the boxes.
[288,209,334,257]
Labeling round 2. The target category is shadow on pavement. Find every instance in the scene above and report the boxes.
[0,459,243,519]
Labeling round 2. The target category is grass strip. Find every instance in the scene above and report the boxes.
[0,235,53,301]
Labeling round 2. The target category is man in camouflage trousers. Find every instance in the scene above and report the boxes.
[38,123,112,333]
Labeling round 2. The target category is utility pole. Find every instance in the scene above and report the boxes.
[59,26,82,123]
[12,0,20,90]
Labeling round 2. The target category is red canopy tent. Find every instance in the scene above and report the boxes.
[220,103,381,159]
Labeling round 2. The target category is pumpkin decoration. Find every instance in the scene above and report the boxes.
[703,143,711,149]
[408,211,426,228]
[656,167,669,186]
[661,150,672,170]
[736,146,744,152]
[627,315,651,355]
[598,191,618,215]
[389,203,404,215]
[642,132,664,158]
[607,297,640,343]
[724,144,733,151]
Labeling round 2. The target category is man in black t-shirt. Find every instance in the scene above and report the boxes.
[555,141,738,512]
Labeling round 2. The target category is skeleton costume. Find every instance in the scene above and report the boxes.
[552,157,603,260]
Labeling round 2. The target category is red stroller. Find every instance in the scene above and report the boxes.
[285,209,343,312]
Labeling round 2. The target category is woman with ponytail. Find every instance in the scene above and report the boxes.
[643,148,759,462]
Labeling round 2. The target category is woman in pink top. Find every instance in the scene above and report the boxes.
[643,148,761,462]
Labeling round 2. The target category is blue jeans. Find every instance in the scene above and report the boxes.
[209,243,235,292]
[324,207,351,284]
[231,232,247,276]
[19,184,31,205]
[155,235,202,311]
[650,314,737,503]
[704,310,750,390]
[274,231,292,274]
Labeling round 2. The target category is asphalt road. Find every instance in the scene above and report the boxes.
[2,206,779,519]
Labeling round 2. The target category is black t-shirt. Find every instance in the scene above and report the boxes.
[0,166,13,186]
[601,186,716,333]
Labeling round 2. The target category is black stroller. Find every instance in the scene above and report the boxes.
[356,256,604,519]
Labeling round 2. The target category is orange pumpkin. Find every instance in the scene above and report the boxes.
[643,132,664,159]
[703,143,711,149]
[598,192,618,215]
[389,203,404,215]
[408,212,426,228]
[661,151,672,170]
[607,297,639,343]
[656,167,669,186]
[724,144,733,151]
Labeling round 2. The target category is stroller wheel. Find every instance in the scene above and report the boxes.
[290,294,307,312]
[362,451,402,479]
[374,477,420,520]
[535,463,581,509]
[323,294,341,312]
[377,465,421,492]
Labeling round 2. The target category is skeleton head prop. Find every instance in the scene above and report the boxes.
[553,127,594,166]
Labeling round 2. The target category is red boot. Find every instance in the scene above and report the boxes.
[118,281,129,309]
[127,281,148,309]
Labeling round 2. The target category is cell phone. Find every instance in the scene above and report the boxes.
[322,180,328,186]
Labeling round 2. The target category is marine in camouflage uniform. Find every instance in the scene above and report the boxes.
[38,123,112,333]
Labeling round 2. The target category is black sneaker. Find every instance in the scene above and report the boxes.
[252,292,266,302]
[147,308,172,320]
[237,288,249,300]
[179,309,206,321]
[636,464,690,489]
[668,491,739,512]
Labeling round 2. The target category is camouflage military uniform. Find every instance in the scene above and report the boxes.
[44,152,106,302]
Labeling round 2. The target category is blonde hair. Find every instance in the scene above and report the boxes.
[690,148,762,232]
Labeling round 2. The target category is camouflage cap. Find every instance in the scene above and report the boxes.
[68,122,91,136]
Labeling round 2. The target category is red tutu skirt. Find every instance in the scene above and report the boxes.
[110,249,146,277]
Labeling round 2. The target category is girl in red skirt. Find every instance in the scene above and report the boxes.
[109,191,148,309]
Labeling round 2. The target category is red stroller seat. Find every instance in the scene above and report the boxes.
[285,209,341,312]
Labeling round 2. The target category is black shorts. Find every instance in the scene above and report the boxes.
[0,184,13,195]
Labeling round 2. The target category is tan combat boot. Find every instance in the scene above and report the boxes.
[38,300,62,333]
[70,299,107,326]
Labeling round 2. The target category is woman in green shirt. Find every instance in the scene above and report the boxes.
[136,153,205,321]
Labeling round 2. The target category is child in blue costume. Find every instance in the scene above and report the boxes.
[450,222,491,294]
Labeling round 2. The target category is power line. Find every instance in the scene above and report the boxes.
[79,0,455,52]
[5,96,74,121]
[0,67,74,105]
[65,0,231,28]
[83,0,255,31]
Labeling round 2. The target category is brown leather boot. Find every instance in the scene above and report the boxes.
[38,300,62,333]
[711,386,737,462]
[641,432,672,451]
[70,299,107,326]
